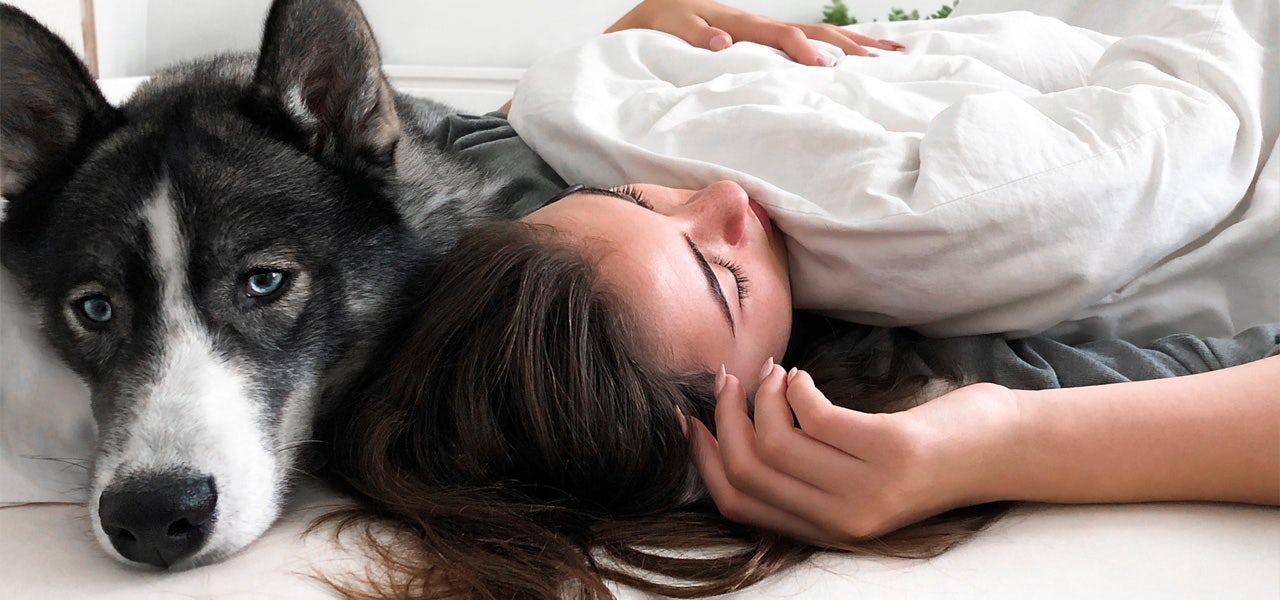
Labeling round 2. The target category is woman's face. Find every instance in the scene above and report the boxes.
[524,181,792,391]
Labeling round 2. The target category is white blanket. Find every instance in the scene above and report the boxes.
[509,0,1279,342]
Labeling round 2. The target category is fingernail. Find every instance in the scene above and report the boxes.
[868,52,880,58]
[787,367,798,383]
[817,54,833,67]
[710,35,731,51]
[715,364,727,395]
[759,357,774,382]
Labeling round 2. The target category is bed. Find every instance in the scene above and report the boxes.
[3,1,1278,597]
[2,493,1277,599]
[2,355,1277,600]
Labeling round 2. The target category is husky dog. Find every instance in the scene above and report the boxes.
[1,0,522,569]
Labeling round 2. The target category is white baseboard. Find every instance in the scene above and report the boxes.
[385,65,524,115]
[97,65,524,115]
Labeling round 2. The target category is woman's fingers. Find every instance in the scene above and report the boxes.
[690,366,943,543]
[785,369,893,459]
[700,22,734,51]
[767,24,830,66]
[791,23,873,57]
[720,21,909,65]
[687,418,833,542]
[603,0,906,66]
[712,369,829,504]
[837,28,906,52]
[752,366,873,485]
[682,7,832,66]
[659,13,734,52]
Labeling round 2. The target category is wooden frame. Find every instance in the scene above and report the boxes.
[80,0,97,78]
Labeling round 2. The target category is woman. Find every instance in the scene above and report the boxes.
[516,181,1278,541]
[319,1,1279,599]
[321,191,1277,600]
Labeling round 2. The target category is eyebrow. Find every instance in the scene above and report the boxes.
[684,235,736,337]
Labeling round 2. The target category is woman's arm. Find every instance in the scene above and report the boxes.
[690,356,1280,544]
[605,0,902,65]
[994,355,1279,506]
[499,0,902,112]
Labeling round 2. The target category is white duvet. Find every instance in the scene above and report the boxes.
[509,0,1279,342]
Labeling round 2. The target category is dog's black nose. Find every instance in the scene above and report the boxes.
[98,474,217,568]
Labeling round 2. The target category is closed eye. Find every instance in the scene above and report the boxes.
[583,185,743,335]
[626,184,750,304]
[613,184,653,210]
[685,236,737,337]
[577,185,655,210]
[711,257,750,302]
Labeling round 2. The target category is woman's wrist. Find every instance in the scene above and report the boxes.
[958,383,1029,507]
[976,386,1052,504]
[907,382,1027,510]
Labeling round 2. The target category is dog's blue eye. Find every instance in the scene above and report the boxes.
[246,271,286,297]
[81,296,113,323]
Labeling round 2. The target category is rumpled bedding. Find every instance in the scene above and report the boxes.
[509,0,1279,343]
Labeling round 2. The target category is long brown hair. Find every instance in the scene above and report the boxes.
[315,220,1009,599]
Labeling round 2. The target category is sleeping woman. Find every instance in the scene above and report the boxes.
[317,1,1278,599]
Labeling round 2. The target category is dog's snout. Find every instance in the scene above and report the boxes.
[98,474,218,568]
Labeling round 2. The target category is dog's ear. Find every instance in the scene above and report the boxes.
[248,0,400,179]
[0,5,122,198]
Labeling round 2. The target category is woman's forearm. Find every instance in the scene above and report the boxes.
[989,356,1280,506]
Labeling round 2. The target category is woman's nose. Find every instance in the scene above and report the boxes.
[685,181,750,247]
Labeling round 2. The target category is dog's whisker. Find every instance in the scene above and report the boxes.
[22,455,93,471]
[275,439,328,453]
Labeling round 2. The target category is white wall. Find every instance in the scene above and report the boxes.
[10,1,945,112]
[95,0,149,79]
[121,1,944,74]
[6,0,84,57]
[141,1,941,72]
[6,0,148,77]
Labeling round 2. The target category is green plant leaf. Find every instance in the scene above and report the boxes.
[819,1,956,27]
[822,0,858,26]
[928,1,959,19]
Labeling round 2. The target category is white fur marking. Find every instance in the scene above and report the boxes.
[89,183,281,567]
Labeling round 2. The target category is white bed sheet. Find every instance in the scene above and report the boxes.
[4,491,1278,599]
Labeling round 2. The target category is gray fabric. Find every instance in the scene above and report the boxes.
[437,111,568,218]
[908,324,1280,389]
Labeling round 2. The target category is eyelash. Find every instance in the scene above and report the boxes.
[714,257,750,301]
[614,184,653,210]
[613,184,751,302]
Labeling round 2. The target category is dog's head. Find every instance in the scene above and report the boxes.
[1,0,417,568]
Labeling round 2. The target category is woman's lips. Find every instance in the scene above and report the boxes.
[748,199,773,237]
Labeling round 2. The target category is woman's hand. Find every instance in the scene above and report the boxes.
[688,361,1019,543]
[606,0,904,66]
